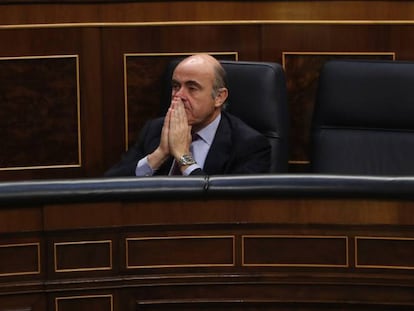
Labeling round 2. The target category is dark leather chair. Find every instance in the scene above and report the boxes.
[310,59,414,175]
[160,59,289,173]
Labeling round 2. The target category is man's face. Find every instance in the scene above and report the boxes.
[171,56,223,131]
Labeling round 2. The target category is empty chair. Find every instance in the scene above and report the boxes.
[310,59,414,175]
[161,59,289,173]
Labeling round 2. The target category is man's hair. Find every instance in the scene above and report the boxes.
[212,62,227,99]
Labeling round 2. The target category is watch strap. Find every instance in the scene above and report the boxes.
[178,154,196,166]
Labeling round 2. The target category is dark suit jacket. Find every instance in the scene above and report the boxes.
[105,111,271,176]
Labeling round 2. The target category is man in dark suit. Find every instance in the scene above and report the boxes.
[105,54,270,176]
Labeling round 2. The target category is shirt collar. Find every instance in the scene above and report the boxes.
[194,113,221,146]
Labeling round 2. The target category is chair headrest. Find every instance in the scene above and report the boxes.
[315,60,414,129]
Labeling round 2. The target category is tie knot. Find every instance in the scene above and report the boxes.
[192,133,200,142]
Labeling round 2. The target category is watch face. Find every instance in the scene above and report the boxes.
[179,154,196,166]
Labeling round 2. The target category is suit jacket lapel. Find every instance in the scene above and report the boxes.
[203,114,232,174]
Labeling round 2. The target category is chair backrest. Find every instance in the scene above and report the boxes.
[310,59,414,175]
[160,59,289,173]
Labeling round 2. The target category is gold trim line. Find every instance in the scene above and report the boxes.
[2,19,414,30]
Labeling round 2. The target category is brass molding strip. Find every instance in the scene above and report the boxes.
[2,20,414,30]
[0,164,81,171]
[0,54,78,60]
[288,160,309,165]
[242,235,349,268]
[0,242,41,277]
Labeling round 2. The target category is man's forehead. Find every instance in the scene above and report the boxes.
[173,62,214,83]
[184,56,206,66]
[182,54,216,66]
[175,55,216,73]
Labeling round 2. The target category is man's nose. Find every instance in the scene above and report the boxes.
[175,86,184,96]
[173,86,186,98]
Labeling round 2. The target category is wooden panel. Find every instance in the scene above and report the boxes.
[121,198,414,226]
[55,294,113,311]
[0,207,42,233]
[0,294,46,311]
[126,236,235,268]
[0,55,80,170]
[131,282,414,311]
[135,299,414,311]
[1,195,414,309]
[242,235,348,267]
[54,240,112,272]
[0,242,40,276]
[0,27,92,180]
[44,202,122,230]
[356,236,414,269]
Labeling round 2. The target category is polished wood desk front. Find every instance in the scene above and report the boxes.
[1,175,414,310]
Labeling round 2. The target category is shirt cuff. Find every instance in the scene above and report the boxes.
[182,164,201,176]
[135,156,156,176]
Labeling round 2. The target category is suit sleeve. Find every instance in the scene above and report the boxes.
[231,133,271,174]
[104,120,157,177]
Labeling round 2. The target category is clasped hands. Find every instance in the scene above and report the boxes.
[147,97,192,170]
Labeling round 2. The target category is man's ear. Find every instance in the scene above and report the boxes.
[214,88,228,108]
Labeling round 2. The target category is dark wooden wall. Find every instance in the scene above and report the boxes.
[1,0,414,180]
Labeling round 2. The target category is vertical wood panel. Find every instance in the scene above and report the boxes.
[0,55,80,169]
[0,28,86,180]
[78,27,104,177]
